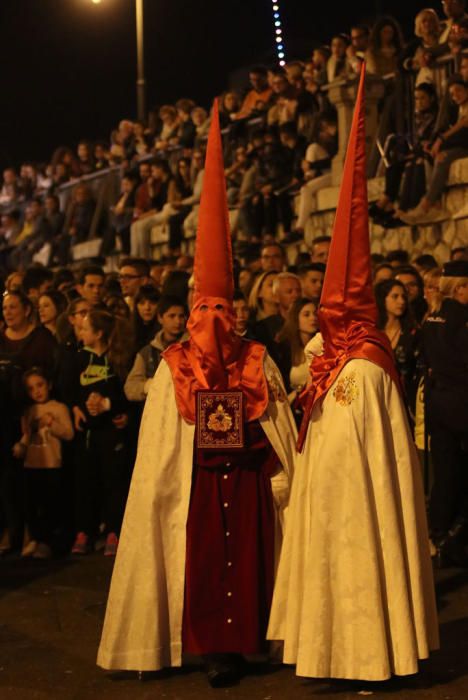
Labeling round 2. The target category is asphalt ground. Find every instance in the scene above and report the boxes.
[1,553,467,700]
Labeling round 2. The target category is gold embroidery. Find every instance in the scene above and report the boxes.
[333,371,359,406]
[207,404,233,432]
[267,372,287,403]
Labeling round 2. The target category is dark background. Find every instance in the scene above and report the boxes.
[0,0,432,171]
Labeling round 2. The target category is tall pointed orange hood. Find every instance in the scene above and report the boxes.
[297,65,401,451]
[192,98,234,302]
[163,99,269,424]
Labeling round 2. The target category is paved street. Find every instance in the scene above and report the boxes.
[1,554,467,700]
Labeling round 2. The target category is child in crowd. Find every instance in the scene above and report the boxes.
[70,310,132,557]
[13,367,74,559]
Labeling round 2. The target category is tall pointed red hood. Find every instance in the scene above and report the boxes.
[297,65,401,451]
[163,99,269,424]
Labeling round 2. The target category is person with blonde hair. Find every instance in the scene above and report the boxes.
[247,270,278,322]
[423,260,468,567]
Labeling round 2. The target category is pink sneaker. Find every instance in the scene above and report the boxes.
[72,532,89,555]
[104,532,118,557]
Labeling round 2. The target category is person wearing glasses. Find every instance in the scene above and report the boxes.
[118,257,150,311]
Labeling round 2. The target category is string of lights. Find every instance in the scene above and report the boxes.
[271,0,286,67]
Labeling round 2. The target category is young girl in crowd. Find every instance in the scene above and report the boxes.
[13,367,73,559]
[70,309,132,557]
[277,297,318,398]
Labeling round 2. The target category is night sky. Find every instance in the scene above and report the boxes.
[1,0,430,172]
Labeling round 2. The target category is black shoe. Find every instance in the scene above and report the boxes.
[203,654,241,688]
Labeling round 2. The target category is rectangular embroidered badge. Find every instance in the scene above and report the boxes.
[196,391,244,449]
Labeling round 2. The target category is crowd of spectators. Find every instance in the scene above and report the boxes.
[0,3,467,564]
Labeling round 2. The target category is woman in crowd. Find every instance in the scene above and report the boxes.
[423,267,443,315]
[375,279,422,415]
[0,290,57,553]
[248,270,279,323]
[276,297,318,399]
[132,284,161,352]
[365,16,405,77]
[402,9,445,86]
[38,290,67,337]
[70,309,133,558]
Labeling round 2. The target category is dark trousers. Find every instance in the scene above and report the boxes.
[74,426,130,537]
[428,388,468,535]
[25,469,62,545]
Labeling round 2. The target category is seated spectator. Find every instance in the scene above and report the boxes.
[400,75,468,223]
[218,91,241,128]
[370,82,438,226]
[168,150,205,252]
[365,16,404,77]
[44,194,65,240]
[174,98,196,151]
[55,184,95,265]
[100,173,138,255]
[132,284,161,351]
[129,160,174,258]
[294,114,338,234]
[38,290,67,337]
[133,121,150,157]
[439,0,468,43]
[94,142,110,170]
[124,295,187,403]
[0,210,22,266]
[154,105,179,152]
[267,69,299,127]
[133,161,152,218]
[17,163,38,203]
[233,65,272,121]
[192,106,210,147]
[298,262,325,299]
[9,199,52,270]
[0,168,19,209]
[76,141,95,175]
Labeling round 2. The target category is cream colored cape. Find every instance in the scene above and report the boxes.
[267,358,439,681]
[97,355,297,671]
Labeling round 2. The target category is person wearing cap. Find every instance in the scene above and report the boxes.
[423,259,468,567]
[97,101,297,687]
[267,66,439,681]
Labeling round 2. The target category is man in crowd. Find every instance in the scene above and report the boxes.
[77,265,106,308]
[310,235,331,264]
[260,242,285,272]
[298,262,325,300]
[118,257,150,310]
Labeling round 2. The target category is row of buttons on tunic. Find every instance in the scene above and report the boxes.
[224,462,232,624]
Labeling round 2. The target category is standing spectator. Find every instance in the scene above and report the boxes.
[327,34,355,82]
[77,266,105,308]
[402,9,445,86]
[365,16,404,76]
[375,279,422,414]
[298,263,325,300]
[347,24,370,72]
[395,265,428,323]
[125,295,187,403]
[439,0,468,43]
[38,290,67,337]
[9,199,52,270]
[154,105,179,152]
[0,291,57,554]
[310,235,331,264]
[76,141,95,175]
[70,310,132,557]
[248,270,279,322]
[132,284,161,352]
[260,242,286,272]
[0,168,19,208]
[277,297,318,397]
[423,260,468,566]
[174,99,196,150]
[118,258,150,311]
[100,173,138,255]
[13,367,73,559]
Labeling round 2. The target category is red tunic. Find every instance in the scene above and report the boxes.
[182,420,278,655]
